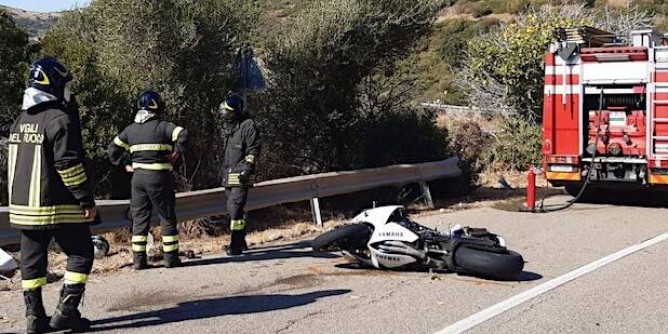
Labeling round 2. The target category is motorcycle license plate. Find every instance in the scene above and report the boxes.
[609,111,627,127]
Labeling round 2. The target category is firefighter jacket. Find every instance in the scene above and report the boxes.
[8,101,96,230]
[222,118,260,187]
[108,116,188,171]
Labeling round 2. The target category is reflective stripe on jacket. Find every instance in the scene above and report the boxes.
[8,102,95,229]
[222,118,260,187]
[108,117,188,171]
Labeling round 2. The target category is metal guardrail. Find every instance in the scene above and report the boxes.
[0,157,461,245]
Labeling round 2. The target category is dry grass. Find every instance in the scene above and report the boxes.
[602,0,631,8]
[0,207,353,291]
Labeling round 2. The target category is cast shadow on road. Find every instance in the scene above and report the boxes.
[334,263,543,282]
[89,289,350,332]
[182,240,338,268]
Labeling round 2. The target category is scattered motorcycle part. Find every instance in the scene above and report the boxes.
[147,232,155,251]
[91,236,110,259]
[0,247,18,273]
[185,250,196,259]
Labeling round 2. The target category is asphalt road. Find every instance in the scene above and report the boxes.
[1,195,667,334]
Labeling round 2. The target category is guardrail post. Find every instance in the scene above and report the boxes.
[419,181,435,209]
[310,198,323,227]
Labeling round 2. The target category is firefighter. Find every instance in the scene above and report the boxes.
[219,93,261,256]
[107,91,188,270]
[9,57,98,333]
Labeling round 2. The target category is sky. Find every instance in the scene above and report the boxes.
[0,0,90,12]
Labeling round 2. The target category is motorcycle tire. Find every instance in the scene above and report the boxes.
[453,245,524,280]
[312,224,372,252]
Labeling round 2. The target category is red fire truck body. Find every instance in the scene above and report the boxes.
[542,28,668,192]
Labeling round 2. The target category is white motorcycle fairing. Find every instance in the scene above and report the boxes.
[345,205,420,269]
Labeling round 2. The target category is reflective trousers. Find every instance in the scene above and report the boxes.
[226,186,248,251]
[20,225,93,291]
[130,170,179,254]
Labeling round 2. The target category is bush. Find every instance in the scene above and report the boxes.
[486,117,542,171]
[255,0,447,176]
[359,109,449,168]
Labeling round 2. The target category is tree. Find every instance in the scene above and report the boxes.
[0,9,29,136]
[460,2,651,122]
[0,9,30,205]
[255,0,448,177]
[41,0,254,197]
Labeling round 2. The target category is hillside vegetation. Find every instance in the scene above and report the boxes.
[0,0,661,201]
[4,0,662,107]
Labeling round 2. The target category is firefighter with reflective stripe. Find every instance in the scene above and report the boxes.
[9,57,98,333]
[107,90,188,270]
[219,93,261,256]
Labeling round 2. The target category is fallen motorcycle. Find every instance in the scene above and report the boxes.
[312,205,524,280]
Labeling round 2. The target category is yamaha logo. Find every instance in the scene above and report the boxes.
[379,231,403,237]
[376,254,401,262]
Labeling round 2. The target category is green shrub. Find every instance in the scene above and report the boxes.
[450,120,492,186]
[486,117,542,171]
[255,0,447,175]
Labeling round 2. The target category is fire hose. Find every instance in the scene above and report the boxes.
[526,88,604,213]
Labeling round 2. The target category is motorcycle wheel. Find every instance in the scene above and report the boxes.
[311,224,372,252]
[453,245,524,280]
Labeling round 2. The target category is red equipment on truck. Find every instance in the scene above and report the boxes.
[543,26,668,195]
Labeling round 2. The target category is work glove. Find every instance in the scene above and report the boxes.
[236,162,254,185]
[239,170,250,185]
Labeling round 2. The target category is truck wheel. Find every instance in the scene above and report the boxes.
[311,224,372,252]
[453,245,524,280]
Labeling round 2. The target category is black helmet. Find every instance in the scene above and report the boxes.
[137,90,165,113]
[27,57,73,99]
[219,93,245,119]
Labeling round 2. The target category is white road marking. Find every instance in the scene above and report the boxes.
[435,230,668,334]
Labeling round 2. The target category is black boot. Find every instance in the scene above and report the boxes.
[24,288,51,334]
[226,230,245,256]
[49,284,90,332]
[163,251,181,268]
[133,252,148,270]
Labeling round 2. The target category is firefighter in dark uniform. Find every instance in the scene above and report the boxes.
[9,57,98,333]
[108,91,188,269]
[219,93,261,255]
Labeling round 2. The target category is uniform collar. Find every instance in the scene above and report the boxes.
[134,109,158,123]
[22,87,58,110]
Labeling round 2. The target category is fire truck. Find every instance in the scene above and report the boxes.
[542,26,668,195]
